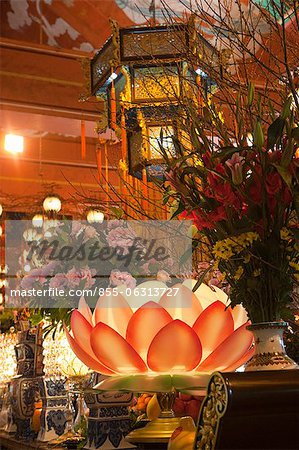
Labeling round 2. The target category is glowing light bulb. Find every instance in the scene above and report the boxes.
[32,214,43,228]
[43,196,61,213]
[87,209,104,223]
[4,134,24,154]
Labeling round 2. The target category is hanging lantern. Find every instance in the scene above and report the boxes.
[32,214,44,228]
[87,209,104,223]
[43,196,61,213]
[89,20,218,180]
[0,204,3,217]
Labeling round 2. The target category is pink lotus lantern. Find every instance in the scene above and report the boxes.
[65,280,254,392]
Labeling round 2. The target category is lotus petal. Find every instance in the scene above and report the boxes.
[126,301,173,360]
[71,310,95,356]
[159,284,202,326]
[224,346,255,371]
[193,301,234,360]
[64,326,114,375]
[229,304,249,329]
[91,322,148,374]
[190,281,219,310]
[211,286,230,305]
[196,323,253,371]
[93,292,133,337]
[147,320,202,372]
[78,296,93,325]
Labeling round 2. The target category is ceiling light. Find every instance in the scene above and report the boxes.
[4,134,24,154]
[32,214,44,228]
[87,209,104,223]
[43,196,61,213]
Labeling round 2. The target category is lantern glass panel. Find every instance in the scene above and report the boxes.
[148,125,175,160]
[133,65,179,102]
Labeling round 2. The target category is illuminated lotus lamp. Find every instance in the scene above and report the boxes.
[86,209,104,224]
[43,196,61,213]
[4,134,24,154]
[65,281,253,443]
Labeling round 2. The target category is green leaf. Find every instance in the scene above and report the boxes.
[247,82,255,106]
[267,117,285,149]
[192,266,212,292]
[213,146,241,160]
[281,97,293,119]
[272,164,292,188]
[170,200,185,219]
[110,206,124,219]
[253,121,264,149]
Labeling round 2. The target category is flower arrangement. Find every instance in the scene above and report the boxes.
[163,94,299,323]
[18,220,175,328]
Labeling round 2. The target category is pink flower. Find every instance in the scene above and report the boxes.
[225,153,245,185]
[66,267,96,289]
[80,267,96,289]
[71,221,84,236]
[107,226,137,253]
[66,267,82,288]
[84,226,97,241]
[141,258,158,274]
[21,269,46,289]
[49,273,68,289]
[109,270,136,289]
[157,270,171,283]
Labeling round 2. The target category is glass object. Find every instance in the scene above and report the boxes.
[148,125,175,160]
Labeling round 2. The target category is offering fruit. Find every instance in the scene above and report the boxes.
[168,416,196,450]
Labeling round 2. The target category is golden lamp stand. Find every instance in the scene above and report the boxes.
[126,390,181,444]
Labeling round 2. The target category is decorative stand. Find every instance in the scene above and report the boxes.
[84,373,135,450]
[37,377,68,442]
[10,324,44,440]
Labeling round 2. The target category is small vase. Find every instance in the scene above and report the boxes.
[245,322,298,371]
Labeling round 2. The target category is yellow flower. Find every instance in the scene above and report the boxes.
[280,228,291,241]
[244,253,251,263]
[289,261,299,271]
[213,232,259,262]
[234,266,244,280]
[253,269,261,277]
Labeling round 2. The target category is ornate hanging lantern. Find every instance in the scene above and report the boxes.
[89,19,218,180]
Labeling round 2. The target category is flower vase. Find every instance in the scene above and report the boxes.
[245,322,298,371]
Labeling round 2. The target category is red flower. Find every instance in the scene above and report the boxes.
[214,183,239,206]
[282,187,293,205]
[208,206,227,222]
[249,175,262,203]
[266,171,282,196]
